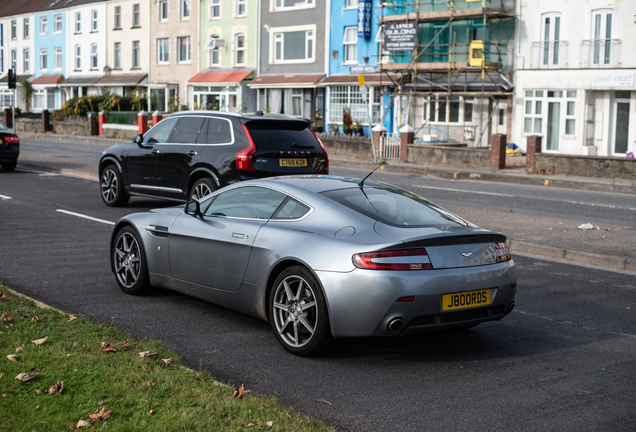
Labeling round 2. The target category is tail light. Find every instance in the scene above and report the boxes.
[310,128,329,171]
[237,125,256,172]
[495,242,511,263]
[5,136,19,144]
[352,249,433,271]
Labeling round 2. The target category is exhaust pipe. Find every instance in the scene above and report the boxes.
[387,318,403,332]
[507,302,515,314]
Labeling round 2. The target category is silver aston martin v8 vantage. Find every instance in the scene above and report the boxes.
[110,175,517,356]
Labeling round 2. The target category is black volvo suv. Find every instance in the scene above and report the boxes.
[98,111,329,206]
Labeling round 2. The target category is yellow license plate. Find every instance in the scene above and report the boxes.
[280,158,307,167]
[442,289,491,311]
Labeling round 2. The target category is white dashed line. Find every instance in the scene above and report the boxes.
[0,194,12,199]
[56,209,115,226]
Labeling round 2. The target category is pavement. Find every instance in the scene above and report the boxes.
[14,132,636,274]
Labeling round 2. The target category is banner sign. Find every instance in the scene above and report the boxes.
[357,0,372,39]
[349,65,381,73]
[384,22,418,51]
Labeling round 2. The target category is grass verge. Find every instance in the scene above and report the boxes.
[0,288,335,431]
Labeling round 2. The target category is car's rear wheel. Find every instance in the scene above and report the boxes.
[190,177,216,201]
[101,165,130,206]
[269,266,334,356]
[113,226,150,295]
[2,161,17,171]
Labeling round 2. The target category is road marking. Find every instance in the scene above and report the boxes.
[412,184,636,211]
[0,194,12,199]
[56,209,115,226]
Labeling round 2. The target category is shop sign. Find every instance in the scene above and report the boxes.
[591,72,635,88]
[357,0,372,39]
[384,22,418,51]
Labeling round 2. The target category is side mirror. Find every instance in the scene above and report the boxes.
[184,200,202,217]
[133,134,144,146]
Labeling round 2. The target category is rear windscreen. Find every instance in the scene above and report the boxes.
[321,187,469,228]
[246,121,320,152]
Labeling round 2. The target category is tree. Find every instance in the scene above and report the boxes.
[21,79,34,113]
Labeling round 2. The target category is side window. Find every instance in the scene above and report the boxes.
[272,198,310,220]
[204,118,233,144]
[204,186,287,219]
[173,116,206,143]
[143,117,179,144]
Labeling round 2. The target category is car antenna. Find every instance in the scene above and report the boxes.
[358,160,386,189]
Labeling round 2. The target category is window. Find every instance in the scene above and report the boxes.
[343,27,357,63]
[423,96,473,124]
[565,91,576,135]
[178,36,191,62]
[75,45,81,70]
[210,47,220,66]
[114,6,121,28]
[345,0,358,8]
[142,117,179,144]
[24,18,29,38]
[23,49,29,72]
[523,90,543,134]
[91,10,98,32]
[181,0,190,19]
[90,44,98,69]
[464,97,473,122]
[274,0,314,10]
[53,15,62,33]
[157,38,170,64]
[114,42,121,68]
[54,47,62,69]
[33,89,47,111]
[40,17,47,35]
[327,86,380,124]
[210,0,220,19]
[272,26,315,63]
[291,89,302,116]
[591,9,613,65]
[204,187,287,220]
[75,12,81,33]
[159,1,168,21]
[236,0,246,17]
[10,50,16,70]
[10,20,16,40]
[234,34,245,66]
[541,13,561,67]
[133,4,140,27]
[132,41,140,67]
[40,49,47,70]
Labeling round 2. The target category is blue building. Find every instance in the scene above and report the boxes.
[31,9,66,112]
[322,0,394,135]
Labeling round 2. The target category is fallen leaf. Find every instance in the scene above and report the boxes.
[35,405,40,410]
[117,341,129,348]
[31,316,39,322]
[602,228,612,231]
[138,351,156,358]
[148,410,153,415]
[100,343,116,353]
[48,381,64,395]
[0,292,6,302]
[161,358,172,365]
[35,389,42,394]
[247,423,255,427]
[233,384,251,399]
[0,373,4,378]
[15,347,24,353]
[7,354,17,362]
[87,407,112,422]
[267,421,273,427]
[505,209,513,213]
[317,399,332,405]
[32,336,49,346]
[68,315,77,322]
[0,312,12,322]
[1,394,5,398]
[76,419,92,428]
[15,372,39,382]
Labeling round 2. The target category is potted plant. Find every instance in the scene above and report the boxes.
[342,108,353,135]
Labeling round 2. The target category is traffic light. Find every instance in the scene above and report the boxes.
[8,69,16,89]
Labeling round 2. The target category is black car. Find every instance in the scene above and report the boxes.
[98,111,329,206]
[0,122,19,171]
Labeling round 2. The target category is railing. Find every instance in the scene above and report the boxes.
[379,133,401,160]
[530,41,569,69]
[580,39,621,68]
[382,0,510,15]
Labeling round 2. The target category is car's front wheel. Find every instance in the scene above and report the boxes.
[190,177,216,201]
[112,226,151,295]
[100,165,130,206]
[269,266,335,356]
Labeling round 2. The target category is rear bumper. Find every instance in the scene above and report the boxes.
[315,260,517,338]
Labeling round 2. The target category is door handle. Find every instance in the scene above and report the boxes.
[152,149,161,155]
[232,232,246,239]
[187,151,198,156]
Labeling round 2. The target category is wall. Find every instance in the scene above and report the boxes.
[317,133,374,160]
[408,145,491,168]
[53,117,89,136]
[535,153,636,180]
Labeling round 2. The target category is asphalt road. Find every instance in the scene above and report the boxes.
[1,168,635,431]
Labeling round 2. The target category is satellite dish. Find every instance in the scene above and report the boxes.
[103,65,111,73]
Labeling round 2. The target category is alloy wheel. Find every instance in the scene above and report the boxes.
[101,168,118,203]
[114,232,141,289]
[272,275,318,348]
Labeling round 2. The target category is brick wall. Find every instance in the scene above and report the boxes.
[408,145,491,168]
[535,153,636,180]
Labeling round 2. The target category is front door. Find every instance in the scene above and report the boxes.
[613,93,630,155]
[546,101,561,151]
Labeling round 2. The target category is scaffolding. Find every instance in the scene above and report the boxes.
[378,0,516,147]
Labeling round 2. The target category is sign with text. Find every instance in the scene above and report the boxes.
[591,72,635,88]
[384,22,418,51]
[349,65,380,73]
[357,0,372,39]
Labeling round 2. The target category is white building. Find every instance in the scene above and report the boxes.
[512,0,636,157]
[1,13,35,110]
